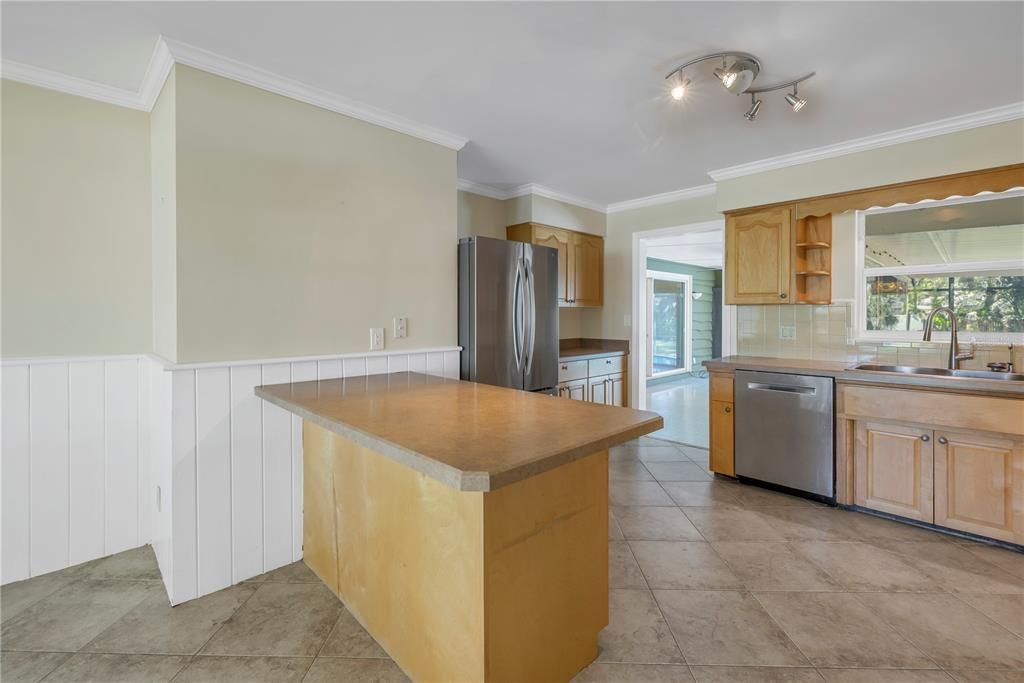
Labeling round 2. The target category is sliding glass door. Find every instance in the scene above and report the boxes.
[646,271,692,378]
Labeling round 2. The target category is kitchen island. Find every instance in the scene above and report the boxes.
[256,371,662,683]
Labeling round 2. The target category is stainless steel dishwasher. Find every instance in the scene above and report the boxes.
[734,370,835,503]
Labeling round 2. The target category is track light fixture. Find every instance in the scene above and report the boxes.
[664,51,815,121]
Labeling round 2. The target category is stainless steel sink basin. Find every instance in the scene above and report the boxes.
[854,364,1024,381]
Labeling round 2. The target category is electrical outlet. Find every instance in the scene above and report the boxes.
[369,327,385,351]
[393,317,408,339]
[779,324,796,341]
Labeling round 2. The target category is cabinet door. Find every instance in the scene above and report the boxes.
[571,233,603,307]
[532,225,573,305]
[588,376,608,405]
[709,400,735,476]
[560,379,587,401]
[725,207,792,304]
[853,421,933,522]
[605,373,625,407]
[934,431,1023,543]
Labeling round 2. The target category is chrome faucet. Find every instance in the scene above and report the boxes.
[922,307,974,370]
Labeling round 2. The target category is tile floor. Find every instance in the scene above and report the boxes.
[3,437,1023,682]
[645,375,709,448]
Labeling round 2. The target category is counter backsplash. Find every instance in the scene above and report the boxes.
[737,302,1022,371]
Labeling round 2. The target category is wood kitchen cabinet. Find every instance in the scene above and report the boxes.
[507,223,603,307]
[708,371,735,476]
[838,382,1024,544]
[724,207,792,304]
[557,355,626,407]
[853,421,934,523]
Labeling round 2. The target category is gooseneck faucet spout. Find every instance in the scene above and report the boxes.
[922,307,974,370]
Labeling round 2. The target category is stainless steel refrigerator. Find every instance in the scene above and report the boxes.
[458,236,559,393]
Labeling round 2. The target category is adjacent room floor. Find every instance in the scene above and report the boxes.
[645,374,709,448]
[3,437,1022,683]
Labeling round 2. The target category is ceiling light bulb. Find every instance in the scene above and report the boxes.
[671,83,685,100]
[744,97,762,121]
[785,85,807,112]
[714,68,737,89]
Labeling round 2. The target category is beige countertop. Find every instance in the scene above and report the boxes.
[704,356,1024,396]
[559,338,629,362]
[256,372,663,492]
[559,346,627,361]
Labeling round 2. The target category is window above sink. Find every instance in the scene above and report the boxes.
[855,189,1024,343]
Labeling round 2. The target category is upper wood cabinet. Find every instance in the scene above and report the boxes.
[725,207,793,304]
[507,223,603,307]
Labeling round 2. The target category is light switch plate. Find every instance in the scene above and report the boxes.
[370,327,385,351]
[779,324,796,341]
[393,317,408,339]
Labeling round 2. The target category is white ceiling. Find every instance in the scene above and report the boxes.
[3,2,1022,206]
[647,230,723,269]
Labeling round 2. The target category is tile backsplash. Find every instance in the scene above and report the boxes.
[737,302,1022,370]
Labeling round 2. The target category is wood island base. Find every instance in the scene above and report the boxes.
[302,421,610,683]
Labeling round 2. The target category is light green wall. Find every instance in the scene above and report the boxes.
[172,66,458,363]
[647,258,720,368]
[1,80,152,357]
[592,192,721,340]
[150,69,177,362]
[716,120,1024,212]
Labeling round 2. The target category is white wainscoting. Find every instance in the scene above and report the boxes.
[2,347,460,605]
[1,356,150,584]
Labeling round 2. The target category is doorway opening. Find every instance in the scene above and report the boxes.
[631,220,735,449]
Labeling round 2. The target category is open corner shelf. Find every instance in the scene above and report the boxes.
[794,214,833,305]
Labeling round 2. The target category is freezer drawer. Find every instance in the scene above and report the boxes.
[734,370,835,500]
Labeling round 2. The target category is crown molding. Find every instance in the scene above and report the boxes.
[708,101,1024,182]
[162,37,467,151]
[607,183,716,213]
[507,183,607,214]
[1,59,149,110]
[137,37,174,110]
[456,178,510,200]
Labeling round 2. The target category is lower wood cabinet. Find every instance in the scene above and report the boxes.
[557,355,626,407]
[709,400,735,477]
[853,421,933,523]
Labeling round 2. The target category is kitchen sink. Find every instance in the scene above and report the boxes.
[853,364,1024,381]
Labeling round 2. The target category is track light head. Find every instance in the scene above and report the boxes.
[785,86,807,112]
[670,77,690,101]
[744,96,762,121]
[715,57,759,94]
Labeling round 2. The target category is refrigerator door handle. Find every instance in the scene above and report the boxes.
[512,258,524,370]
[524,257,537,376]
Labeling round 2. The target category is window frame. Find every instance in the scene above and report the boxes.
[854,189,1024,343]
[645,269,693,378]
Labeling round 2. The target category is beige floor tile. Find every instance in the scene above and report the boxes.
[41,653,188,682]
[0,572,80,624]
[78,546,162,581]
[318,607,389,658]
[574,662,695,682]
[857,593,1024,670]
[660,481,742,508]
[596,589,683,664]
[878,542,1024,595]
[609,509,625,541]
[653,589,808,667]
[0,651,70,683]
[244,560,321,583]
[681,507,786,542]
[817,670,955,682]
[956,594,1024,637]
[0,579,155,652]
[711,542,840,591]
[634,447,691,463]
[754,591,936,669]
[610,481,675,506]
[729,485,819,509]
[789,542,937,592]
[644,462,713,482]
[303,657,409,682]
[959,544,1024,580]
[678,446,709,465]
[755,508,863,541]
[630,542,741,590]
[609,458,655,481]
[173,655,313,682]
[947,671,1024,682]
[844,513,956,544]
[81,583,256,655]
[200,583,341,657]
[609,542,648,589]
[612,506,703,541]
[690,666,824,682]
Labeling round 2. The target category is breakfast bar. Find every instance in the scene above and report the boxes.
[256,372,662,683]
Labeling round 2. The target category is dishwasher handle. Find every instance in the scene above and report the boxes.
[746,382,817,395]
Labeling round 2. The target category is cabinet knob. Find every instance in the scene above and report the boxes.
[724,406,732,413]
[938,436,948,445]
[561,365,567,370]
[780,293,788,299]
[920,434,930,442]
